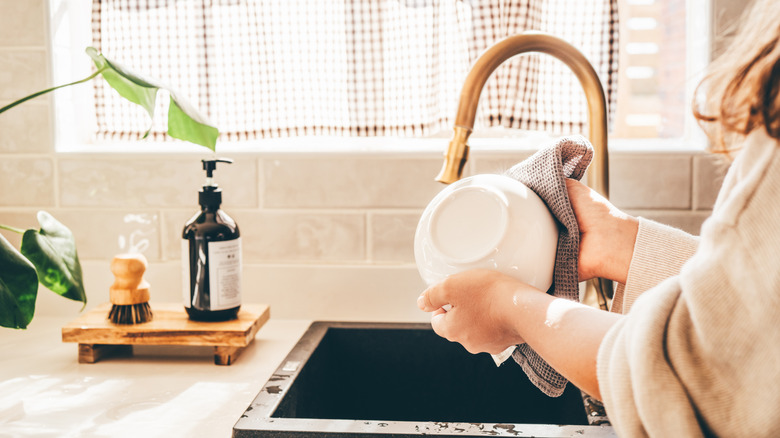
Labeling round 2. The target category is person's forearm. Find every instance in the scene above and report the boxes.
[510,290,623,399]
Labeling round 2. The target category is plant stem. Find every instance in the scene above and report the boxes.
[0,67,107,114]
[0,224,25,234]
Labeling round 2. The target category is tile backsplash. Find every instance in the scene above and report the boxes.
[0,0,729,323]
[58,157,259,208]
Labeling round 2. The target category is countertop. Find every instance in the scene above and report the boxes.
[0,315,312,437]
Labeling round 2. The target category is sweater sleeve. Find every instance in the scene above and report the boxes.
[597,132,780,437]
[611,218,699,313]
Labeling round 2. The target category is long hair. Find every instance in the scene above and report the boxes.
[693,0,780,154]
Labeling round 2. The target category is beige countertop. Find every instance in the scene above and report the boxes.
[0,315,312,437]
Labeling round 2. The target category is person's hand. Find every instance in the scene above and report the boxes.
[417,269,540,355]
[418,267,622,398]
[565,179,638,283]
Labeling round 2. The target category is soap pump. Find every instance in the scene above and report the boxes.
[182,158,242,321]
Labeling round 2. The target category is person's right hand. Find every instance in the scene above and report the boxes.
[417,269,532,355]
[565,179,638,284]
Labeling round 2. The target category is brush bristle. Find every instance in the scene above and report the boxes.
[108,302,153,324]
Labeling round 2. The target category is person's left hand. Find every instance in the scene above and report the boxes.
[417,269,539,355]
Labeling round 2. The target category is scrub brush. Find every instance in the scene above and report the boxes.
[108,253,153,324]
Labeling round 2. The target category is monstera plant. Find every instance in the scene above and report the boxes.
[0,47,217,329]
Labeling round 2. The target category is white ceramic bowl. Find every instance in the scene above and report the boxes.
[414,174,558,291]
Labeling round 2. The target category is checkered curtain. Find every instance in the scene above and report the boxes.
[91,0,618,142]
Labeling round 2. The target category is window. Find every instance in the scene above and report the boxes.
[613,0,708,142]
[49,0,708,152]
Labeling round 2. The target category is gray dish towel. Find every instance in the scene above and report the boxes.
[502,135,594,397]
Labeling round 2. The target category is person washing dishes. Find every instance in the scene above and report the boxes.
[417,0,780,435]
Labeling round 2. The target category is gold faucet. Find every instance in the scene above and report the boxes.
[436,31,612,310]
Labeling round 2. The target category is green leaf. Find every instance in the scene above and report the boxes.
[85,47,218,150]
[85,47,158,119]
[20,211,86,306]
[0,233,38,329]
[168,97,219,151]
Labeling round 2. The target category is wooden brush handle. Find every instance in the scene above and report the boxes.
[109,253,150,305]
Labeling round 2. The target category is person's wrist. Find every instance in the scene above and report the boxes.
[601,214,638,284]
[503,280,548,344]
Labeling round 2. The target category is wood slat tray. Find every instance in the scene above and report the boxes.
[62,302,270,365]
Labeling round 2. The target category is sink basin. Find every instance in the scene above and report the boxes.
[233,321,614,437]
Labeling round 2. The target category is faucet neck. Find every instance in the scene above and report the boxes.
[445,31,609,198]
[435,126,472,184]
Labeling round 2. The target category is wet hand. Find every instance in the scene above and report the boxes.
[417,269,538,355]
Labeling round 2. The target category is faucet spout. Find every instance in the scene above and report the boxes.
[436,31,612,309]
[436,31,609,200]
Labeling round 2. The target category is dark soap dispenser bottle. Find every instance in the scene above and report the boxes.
[182,158,242,321]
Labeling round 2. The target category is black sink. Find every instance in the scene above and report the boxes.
[233,321,614,437]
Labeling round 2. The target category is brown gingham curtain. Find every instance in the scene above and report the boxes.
[91,0,618,142]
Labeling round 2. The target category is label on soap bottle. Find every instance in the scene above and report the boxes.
[182,240,190,308]
[182,237,242,310]
[207,238,242,310]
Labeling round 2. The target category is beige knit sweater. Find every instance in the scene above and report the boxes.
[597,130,780,437]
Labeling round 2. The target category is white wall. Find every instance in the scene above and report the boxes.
[0,0,729,324]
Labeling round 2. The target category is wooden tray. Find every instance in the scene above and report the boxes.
[62,302,270,365]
